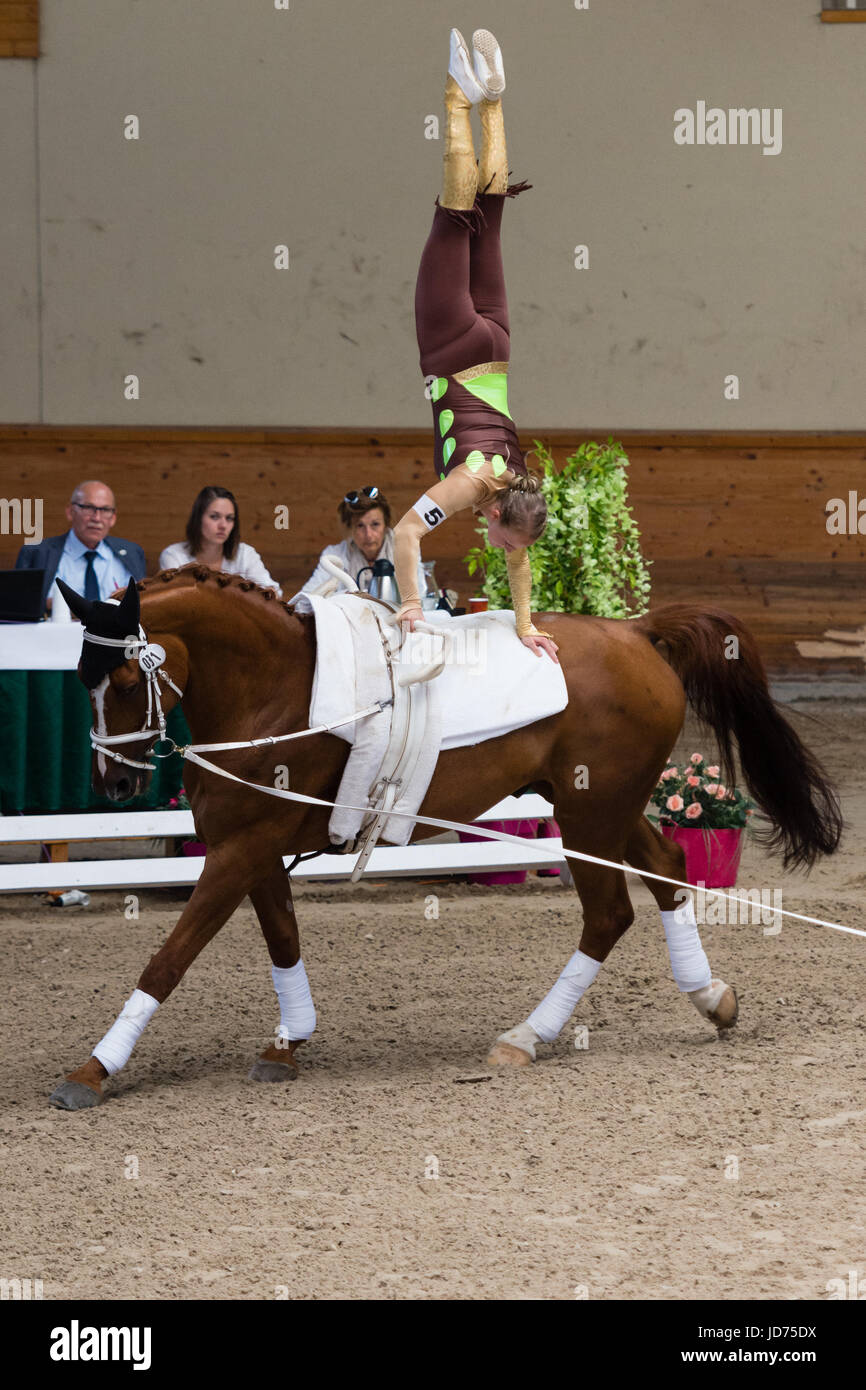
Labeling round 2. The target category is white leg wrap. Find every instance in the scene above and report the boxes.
[661,901,713,993]
[92,989,160,1075]
[272,959,316,1041]
[525,949,602,1043]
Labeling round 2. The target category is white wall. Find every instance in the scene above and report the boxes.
[1,1,864,428]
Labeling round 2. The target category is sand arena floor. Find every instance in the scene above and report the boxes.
[1,704,864,1300]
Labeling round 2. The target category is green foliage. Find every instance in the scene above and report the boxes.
[464,438,652,618]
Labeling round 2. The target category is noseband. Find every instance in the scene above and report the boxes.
[83,625,185,771]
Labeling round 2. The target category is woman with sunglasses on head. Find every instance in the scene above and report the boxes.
[159,485,282,595]
[292,486,427,599]
[392,27,559,663]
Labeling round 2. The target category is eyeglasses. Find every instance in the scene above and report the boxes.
[72,503,115,518]
[343,486,379,506]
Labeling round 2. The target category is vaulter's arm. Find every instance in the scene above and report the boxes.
[504,547,555,642]
[392,466,489,619]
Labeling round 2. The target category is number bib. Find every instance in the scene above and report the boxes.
[412,494,447,531]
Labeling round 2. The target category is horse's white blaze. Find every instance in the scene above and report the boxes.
[92,675,109,779]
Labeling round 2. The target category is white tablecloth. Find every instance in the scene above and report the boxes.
[0,623,84,671]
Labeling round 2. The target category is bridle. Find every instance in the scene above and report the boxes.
[83,625,185,771]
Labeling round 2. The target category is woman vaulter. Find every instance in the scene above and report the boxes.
[392,27,559,662]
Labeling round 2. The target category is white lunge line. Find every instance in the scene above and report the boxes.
[182,748,866,940]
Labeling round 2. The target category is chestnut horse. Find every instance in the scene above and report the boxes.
[49,566,841,1109]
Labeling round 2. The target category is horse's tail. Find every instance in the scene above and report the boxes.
[634,603,843,870]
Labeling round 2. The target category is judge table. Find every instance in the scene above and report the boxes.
[0,622,187,815]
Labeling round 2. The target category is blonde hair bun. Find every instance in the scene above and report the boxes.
[506,471,542,495]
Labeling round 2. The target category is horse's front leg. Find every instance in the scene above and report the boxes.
[247,860,316,1084]
[49,842,272,1110]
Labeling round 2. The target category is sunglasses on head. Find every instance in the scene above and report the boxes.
[344,486,380,506]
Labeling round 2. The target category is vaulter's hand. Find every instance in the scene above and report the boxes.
[400,606,424,632]
[520,632,560,663]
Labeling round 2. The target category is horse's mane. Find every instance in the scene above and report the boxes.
[136,563,305,619]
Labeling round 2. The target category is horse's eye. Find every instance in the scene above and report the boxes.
[116,680,140,697]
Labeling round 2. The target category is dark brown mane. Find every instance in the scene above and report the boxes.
[137,563,297,616]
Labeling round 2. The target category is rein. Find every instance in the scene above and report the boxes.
[81,626,866,942]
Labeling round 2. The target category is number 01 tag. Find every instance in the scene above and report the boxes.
[139,643,166,673]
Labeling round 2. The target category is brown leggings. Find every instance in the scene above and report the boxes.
[414,193,510,377]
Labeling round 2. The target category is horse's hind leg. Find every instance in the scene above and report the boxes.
[488,829,635,1067]
[624,817,738,1031]
[247,861,316,1084]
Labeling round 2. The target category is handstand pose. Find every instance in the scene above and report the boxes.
[393,27,559,662]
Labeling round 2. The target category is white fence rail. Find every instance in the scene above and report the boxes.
[0,795,561,892]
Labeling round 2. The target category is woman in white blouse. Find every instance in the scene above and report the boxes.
[159,486,282,595]
[290,486,426,601]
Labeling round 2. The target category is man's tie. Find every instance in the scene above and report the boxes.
[83,550,100,603]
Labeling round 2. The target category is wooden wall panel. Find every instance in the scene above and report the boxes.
[0,1,38,57]
[1,426,864,676]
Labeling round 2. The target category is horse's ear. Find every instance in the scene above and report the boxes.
[117,580,140,629]
[56,579,93,623]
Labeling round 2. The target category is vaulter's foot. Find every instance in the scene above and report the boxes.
[448,27,486,105]
[472,28,506,100]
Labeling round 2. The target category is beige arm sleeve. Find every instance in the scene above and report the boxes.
[506,547,554,640]
[393,466,489,619]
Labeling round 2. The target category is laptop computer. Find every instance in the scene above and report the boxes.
[0,569,47,622]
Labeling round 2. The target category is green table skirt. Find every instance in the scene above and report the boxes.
[0,670,190,814]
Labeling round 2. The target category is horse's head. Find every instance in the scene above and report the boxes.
[57,578,185,802]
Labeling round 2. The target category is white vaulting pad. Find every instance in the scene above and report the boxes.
[294,594,568,751]
[411,609,568,748]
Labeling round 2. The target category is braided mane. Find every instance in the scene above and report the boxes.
[136,563,298,615]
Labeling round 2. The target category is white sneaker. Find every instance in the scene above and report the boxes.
[472,28,506,99]
[448,27,486,104]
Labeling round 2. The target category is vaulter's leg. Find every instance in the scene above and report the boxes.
[248,860,316,1083]
[488,845,635,1067]
[624,817,738,1030]
[48,843,275,1110]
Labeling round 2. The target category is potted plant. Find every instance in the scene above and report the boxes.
[163,786,206,857]
[649,754,756,887]
[464,437,652,618]
[462,439,652,882]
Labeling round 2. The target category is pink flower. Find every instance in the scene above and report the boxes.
[685,802,702,820]
[686,775,700,787]
[715,786,728,799]
[690,753,703,765]
[660,767,678,781]
[707,765,720,778]
[666,794,684,812]
[704,783,719,795]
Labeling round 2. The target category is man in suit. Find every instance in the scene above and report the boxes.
[14,480,145,611]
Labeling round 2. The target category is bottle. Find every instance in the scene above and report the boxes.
[49,890,91,907]
[420,561,440,611]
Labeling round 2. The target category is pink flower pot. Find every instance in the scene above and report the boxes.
[535,818,562,876]
[661,826,743,888]
[181,839,207,857]
[458,819,539,885]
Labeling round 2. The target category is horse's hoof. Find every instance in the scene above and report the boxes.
[248,1058,298,1083]
[49,1080,103,1110]
[709,984,739,1030]
[486,1041,533,1067]
[689,978,739,1031]
[249,1041,300,1083]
